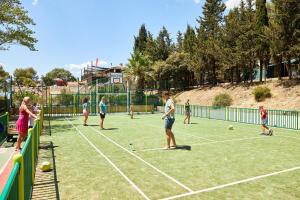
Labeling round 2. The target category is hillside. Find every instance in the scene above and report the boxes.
[175,81,300,110]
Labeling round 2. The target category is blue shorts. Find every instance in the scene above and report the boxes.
[261,118,268,125]
[165,118,175,129]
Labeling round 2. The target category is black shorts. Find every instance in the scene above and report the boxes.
[100,113,106,119]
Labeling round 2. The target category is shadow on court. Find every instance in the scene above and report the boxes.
[173,145,191,151]
[102,128,118,131]
[32,141,60,200]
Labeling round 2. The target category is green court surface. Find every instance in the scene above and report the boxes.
[45,114,300,200]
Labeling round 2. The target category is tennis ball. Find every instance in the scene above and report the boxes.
[228,125,234,130]
[40,161,51,172]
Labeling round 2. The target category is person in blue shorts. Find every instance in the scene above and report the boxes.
[99,96,107,129]
[162,92,176,149]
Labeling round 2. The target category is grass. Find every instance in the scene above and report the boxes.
[42,113,300,200]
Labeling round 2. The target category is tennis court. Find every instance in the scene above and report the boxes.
[47,113,300,200]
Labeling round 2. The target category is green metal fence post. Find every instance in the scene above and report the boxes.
[13,154,24,200]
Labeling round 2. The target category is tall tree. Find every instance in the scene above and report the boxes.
[155,26,173,61]
[183,25,197,55]
[256,0,270,82]
[197,0,226,85]
[133,24,148,54]
[183,25,198,86]
[265,1,284,80]
[13,67,38,87]
[222,8,241,84]
[276,0,300,79]
[176,31,183,52]
[42,68,76,86]
[144,32,157,62]
[0,0,37,51]
[235,0,257,83]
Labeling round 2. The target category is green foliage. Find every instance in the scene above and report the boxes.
[0,66,9,83]
[197,0,226,85]
[13,67,38,87]
[255,0,270,82]
[155,26,173,61]
[165,52,190,89]
[212,93,233,107]
[55,89,73,106]
[129,0,300,89]
[134,24,148,54]
[125,51,150,90]
[0,0,37,51]
[176,31,183,52]
[253,86,272,102]
[42,68,76,86]
[269,0,300,80]
[13,91,39,106]
[183,25,197,55]
[144,32,157,62]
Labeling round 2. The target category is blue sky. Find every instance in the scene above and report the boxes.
[0,0,240,78]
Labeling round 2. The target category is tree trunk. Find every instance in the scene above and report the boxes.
[287,59,292,80]
[264,60,268,82]
[236,66,240,84]
[212,60,217,85]
[231,68,234,84]
[259,58,263,82]
[250,61,253,83]
[276,56,282,80]
[199,70,203,86]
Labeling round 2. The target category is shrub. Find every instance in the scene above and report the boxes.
[212,93,232,107]
[253,86,272,102]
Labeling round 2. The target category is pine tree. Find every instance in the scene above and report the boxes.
[197,0,226,85]
[273,0,300,79]
[133,24,148,54]
[183,25,197,55]
[256,0,270,82]
[144,32,157,62]
[176,31,183,52]
[155,26,172,61]
[236,0,257,83]
[222,8,241,84]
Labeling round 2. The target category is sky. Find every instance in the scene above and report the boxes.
[0,0,243,78]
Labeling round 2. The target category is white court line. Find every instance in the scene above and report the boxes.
[88,126,193,192]
[139,147,165,152]
[65,118,151,200]
[139,136,267,152]
[0,149,15,176]
[191,136,268,146]
[160,165,300,200]
[133,119,215,142]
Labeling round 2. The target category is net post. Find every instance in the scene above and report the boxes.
[126,83,129,114]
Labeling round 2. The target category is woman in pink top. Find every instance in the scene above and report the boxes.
[16,97,38,151]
